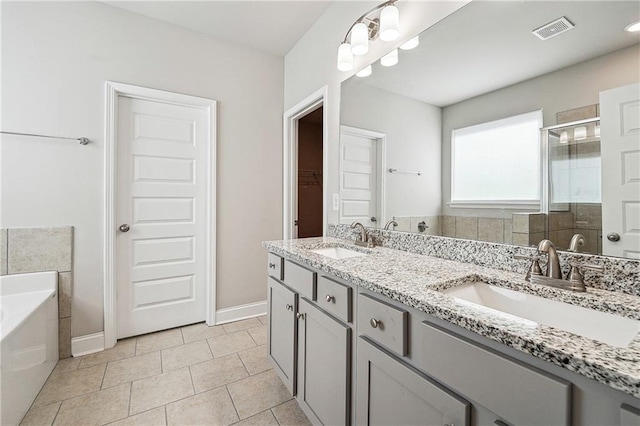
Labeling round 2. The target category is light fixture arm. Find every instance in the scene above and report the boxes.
[342,0,397,43]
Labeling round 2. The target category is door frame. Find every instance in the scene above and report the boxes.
[339,125,387,226]
[103,81,217,348]
[283,86,328,239]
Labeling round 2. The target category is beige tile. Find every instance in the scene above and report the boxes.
[181,322,226,344]
[512,213,530,233]
[80,338,136,368]
[271,399,312,426]
[392,216,411,232]
[442,216,455,237]
[455,216,478,240]
[410,216,427,233]
[52,356,81,375]
[227,370,292,420]
[162,340,212,372]
[234,410,279,426]
[478,218,504,243]
[58,318,71,359]
[530,213,546,234]
[102,351,162,389]
[34,364,106,406]
[223,318,262,334]
[257,315,268,326]
[238,346,271,376]
[512,232,530,247]
[0,228,7,276]
[580,229,599,254]
[208,330,256,357]
[528,232,545,247]
[129,367,194,415]
[166,387,239,426]
[20,402,61,426]
[503,219,513,245]
[549,212,574,230]
[57,272,72,319]
[7,227,73,274]
[136,328,183,355]
[107,407,166,426]
[190,353,249,393]
[423,216,442,236]
[575,204,602,229]
[247,325,267,346]
[53,383,130,425]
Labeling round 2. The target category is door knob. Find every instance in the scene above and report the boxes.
[371,217,377,222]
[607,232,620,242]
[119,224,130,233]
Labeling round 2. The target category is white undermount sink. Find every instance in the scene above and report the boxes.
[442,282,640,348]
[310,246,368,260]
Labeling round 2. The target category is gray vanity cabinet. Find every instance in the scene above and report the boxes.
[356,336,470,426]
[267,277,297,395]
[297,297,351,426]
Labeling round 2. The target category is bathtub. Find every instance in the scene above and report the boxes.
[1,271,59,425]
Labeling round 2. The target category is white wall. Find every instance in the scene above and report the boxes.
[341,82,441,218]
[1,2,284,337]
[284,1,470,226]
[441,45,640,217]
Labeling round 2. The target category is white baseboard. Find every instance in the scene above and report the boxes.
[216,300,267,325]
[71,332,105,357]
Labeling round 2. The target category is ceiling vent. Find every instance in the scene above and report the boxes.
[532,17,575,40]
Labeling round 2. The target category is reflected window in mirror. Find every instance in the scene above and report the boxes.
[451,110,543,208]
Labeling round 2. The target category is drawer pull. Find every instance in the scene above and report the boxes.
[285,304,293,311]
[296,312,305,320]
[268,263,276,269]
[370,318,381,328]
[325,294,335,303]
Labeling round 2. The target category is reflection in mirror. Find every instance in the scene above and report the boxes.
[338,1,640,259]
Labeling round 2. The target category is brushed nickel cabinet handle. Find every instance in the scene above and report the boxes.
[325,294,335,303]
[285,304,293,311]
[370,318,380,328]
[268,263,276,269]
[296,312,305,320]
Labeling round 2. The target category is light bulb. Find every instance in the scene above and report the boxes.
[380,4,400,41]
[337,42,354,72]
[574,126,587,140]
[351,22,369,56]
[559,131,568,144]
[594,124,601,137]
[380,49,398,67]
[399,36,419,50]
[356,65,372,77]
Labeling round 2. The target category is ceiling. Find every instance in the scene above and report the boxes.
[357,1,640,107]
[102,1,332,56]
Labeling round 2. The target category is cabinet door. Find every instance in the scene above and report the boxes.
[356,337,469,426]
[268,277,296,395]
[298,298,351,425]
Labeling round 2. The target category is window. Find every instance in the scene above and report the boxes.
[451,110,543,207]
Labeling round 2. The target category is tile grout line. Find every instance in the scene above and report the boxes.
[225,384,242,423]
[127,381,133,417]
[50,401,63,426]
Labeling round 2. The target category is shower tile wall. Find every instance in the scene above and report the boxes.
[394,215,513,244]
[1,226,74,358]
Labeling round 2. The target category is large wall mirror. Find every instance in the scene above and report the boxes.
[338,0,640,259]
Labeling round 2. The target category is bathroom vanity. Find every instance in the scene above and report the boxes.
[264,236,640,426]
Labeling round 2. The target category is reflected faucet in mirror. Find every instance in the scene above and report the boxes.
[568,234,586,253]
[384,220,398,230]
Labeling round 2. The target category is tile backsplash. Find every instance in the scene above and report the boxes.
[1,226,74,358]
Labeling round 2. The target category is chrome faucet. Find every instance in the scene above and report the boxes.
[384,220,398,230]
[351,222,371,247]
[567,233,586,252]
[537,239,562,279]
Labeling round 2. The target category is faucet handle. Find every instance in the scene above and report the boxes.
[566,262,604,292]
[514,253,543,281]
[569,261,604,273]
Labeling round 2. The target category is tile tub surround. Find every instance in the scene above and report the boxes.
[263,236,640,398]
[1,226,74,358]
[327,224,640,297]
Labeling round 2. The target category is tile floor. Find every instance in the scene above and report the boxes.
[21,316,312,426]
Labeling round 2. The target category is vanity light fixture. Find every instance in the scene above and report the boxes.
[380,48,398,67]
[356,65,373,77]
[336,1,401,71]
[399,36,419,50]
[625,20,640,32]
[559,131,569,144]
[595,124,601,137]
[574,126,587,140]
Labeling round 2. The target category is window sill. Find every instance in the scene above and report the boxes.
[447,201,540,210]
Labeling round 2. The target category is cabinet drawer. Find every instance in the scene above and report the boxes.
[358,293,408,356]
[420,322,571,426]
[267,253,283,280]
[317,276,352,323]
[284,260,316,300]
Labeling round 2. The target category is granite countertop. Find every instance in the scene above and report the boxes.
[263,237,640,398]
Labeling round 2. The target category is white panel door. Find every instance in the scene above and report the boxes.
[116,96,209,338]
[601,83,640,259]
[339,131,378,226]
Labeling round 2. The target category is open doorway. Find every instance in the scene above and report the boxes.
[297,107,324,238]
